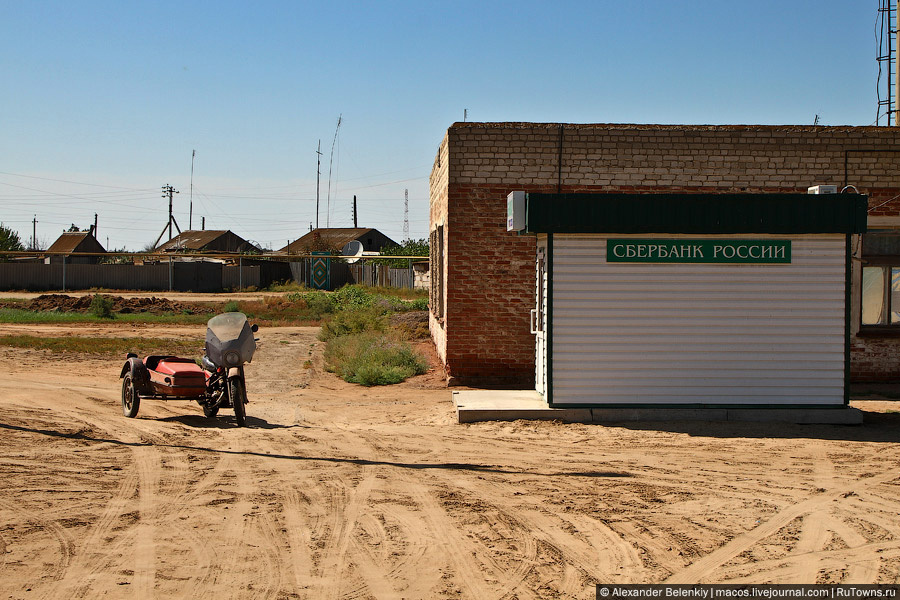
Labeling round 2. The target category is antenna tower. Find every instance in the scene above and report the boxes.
[326,114,342,228]
[877,0,897,125]
[403,189,409,241]
[316,140,322,229]
[189,150,196,230]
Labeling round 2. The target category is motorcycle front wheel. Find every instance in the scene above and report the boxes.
[228,377,247,427]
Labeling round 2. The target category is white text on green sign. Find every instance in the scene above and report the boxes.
[606,240,791,263]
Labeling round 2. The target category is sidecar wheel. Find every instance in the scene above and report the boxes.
[202,403,219,418]
[121,373,140,418]
[228,377,247,427]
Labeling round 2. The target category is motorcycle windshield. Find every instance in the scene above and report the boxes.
[205,312,256,367]
[207,312,248,342]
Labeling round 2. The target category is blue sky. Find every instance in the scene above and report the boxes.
[0,1,887,251]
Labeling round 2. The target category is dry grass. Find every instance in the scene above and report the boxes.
[0,335,202,357]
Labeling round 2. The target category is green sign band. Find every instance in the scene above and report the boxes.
[606,239,791,264]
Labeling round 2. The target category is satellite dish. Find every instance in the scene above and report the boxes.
[341,240,364,263]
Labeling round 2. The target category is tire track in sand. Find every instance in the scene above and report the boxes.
[666,469,900,584]
[0,499,76,590]
[35,401,220,598]
[330,425,509,598]
[317,473,379,599]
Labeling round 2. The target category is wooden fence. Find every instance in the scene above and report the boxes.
[288,260,418,290]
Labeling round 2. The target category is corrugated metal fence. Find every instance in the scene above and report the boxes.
[0,259,419,292]
[0,262,261,292]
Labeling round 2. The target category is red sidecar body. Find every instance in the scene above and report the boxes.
[145,356,208,398]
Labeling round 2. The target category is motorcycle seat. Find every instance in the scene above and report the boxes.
[146,356,203,375]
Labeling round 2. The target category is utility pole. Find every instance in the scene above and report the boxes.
[153,185,181,249]
[163,185,179,240]
[316,140,322,229]
[32,216,37,251]
[403,189,409,241]
[93,213,98,238]
[353,195,358,228]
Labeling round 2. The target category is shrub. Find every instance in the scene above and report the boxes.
[318,306,387,341]
[332,284,375,309]
[401,297,428,311]
[88,294,114,319]
[224,300,240,313]
[323,332,427,386]
[298,291,336,318]
[267,280,308,292]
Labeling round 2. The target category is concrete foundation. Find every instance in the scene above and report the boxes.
[453,390,864,425]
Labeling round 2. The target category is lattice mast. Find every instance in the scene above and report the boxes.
[877,0,897,125]
[403,188,409,241]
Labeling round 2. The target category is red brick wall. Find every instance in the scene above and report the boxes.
[851,336,900,382]
[431,123,900,385]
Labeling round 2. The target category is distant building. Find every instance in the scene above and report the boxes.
[279,228,398,254]
[45,230,106,264]
[155,230,259,254]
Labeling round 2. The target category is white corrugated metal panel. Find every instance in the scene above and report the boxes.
[550,234,847,406]
[536,237,549,396]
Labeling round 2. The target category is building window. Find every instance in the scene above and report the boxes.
[861,232,900,327]
[862,265,900,325]
[430,226,444,319]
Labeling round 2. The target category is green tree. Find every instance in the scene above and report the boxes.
[0,223,24,253]
[373,238,429,268]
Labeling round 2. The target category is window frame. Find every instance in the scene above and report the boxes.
[859,230,900,334]
[860,257,900,338]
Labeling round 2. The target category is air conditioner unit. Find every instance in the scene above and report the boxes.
[808,185,837,194]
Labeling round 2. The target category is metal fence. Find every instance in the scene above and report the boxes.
[0,256,423,292]
[0,262,260,292]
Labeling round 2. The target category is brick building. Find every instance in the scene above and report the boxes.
[429,122,900,386]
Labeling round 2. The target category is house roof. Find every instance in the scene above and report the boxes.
[279,228,394,253]
[155,230,258,252]
[47,232,106,254]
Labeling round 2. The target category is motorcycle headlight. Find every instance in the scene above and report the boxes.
[224,350,241,366]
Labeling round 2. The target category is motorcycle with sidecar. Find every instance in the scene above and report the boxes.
[119,312,258,427]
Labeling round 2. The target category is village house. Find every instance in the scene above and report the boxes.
[45,230,106,265]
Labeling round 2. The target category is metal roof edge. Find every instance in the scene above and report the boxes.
[524,192,868,235]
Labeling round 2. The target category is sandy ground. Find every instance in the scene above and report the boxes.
[2,321,900,599]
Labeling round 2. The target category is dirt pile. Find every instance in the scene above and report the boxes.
[25,294,217,315]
